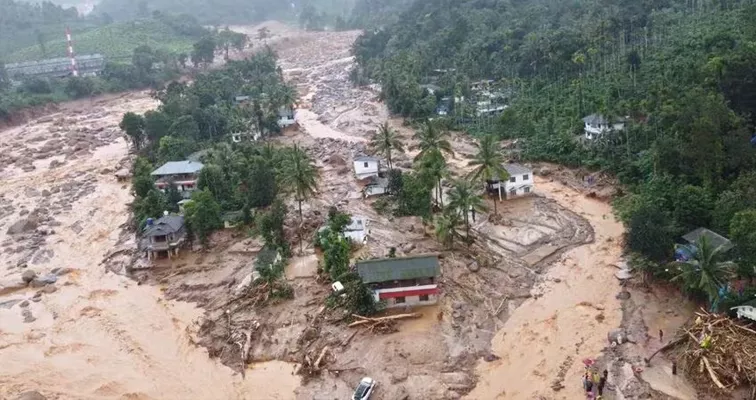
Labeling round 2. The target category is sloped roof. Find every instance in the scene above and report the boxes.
[151,161,204,176]
[346,216,367,232]
[143,215,184,237]
[357,254,440,284]
[583,114,627,125]
[583,114,608,125]
[683,228,733,252]
[504,163,531,176]
[354,155,381,162]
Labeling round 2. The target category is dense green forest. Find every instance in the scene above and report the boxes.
[353,0,756,305]
[93,0,355,26]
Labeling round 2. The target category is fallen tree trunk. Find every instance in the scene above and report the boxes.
[702,356,726,389]
[348,313,422,328]
[314,346,329,370]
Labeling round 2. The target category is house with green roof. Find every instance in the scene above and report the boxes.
[356,254,440,309]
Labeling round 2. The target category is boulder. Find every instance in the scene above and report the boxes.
[467,261,480,272]
[22,309,36,323]
[40,285,57,294]
[16,391,46,400]
[7,218,38,235]
[401,242,416,254]
[390,367,408,383]
[21,270,37,284]
[0,299,22,309]
[30,274,57,288]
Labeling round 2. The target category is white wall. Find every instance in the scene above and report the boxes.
[383,294,438,309]
[365,185,387,197]
[345,230,367,245]
[354,160,380,178]
[584,122,625,140]
[504,172,533,194]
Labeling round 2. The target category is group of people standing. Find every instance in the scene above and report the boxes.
[583,368,608,399]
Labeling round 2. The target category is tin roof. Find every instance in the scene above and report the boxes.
[143,215,184,237]
[503,163,531,176]
[357,254,440,284]
[151,161,204,176]
[682,228,733,252]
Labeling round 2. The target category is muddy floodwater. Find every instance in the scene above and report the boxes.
[468,178,624,399]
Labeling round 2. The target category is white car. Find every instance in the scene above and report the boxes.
[352,377,376,400]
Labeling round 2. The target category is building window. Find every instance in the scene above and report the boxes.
[419,294,429,301]
[524,187,531,193]
[364,162,369,168]
[523,174,529,181]
[509,177,516,183]
[395,297,406,304]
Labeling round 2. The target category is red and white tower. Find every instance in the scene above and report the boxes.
[66,27,79,77]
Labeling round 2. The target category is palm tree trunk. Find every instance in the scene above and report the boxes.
[387,150,392,171]
[438,179,443,208]
[298,199,303,254]
[493,193,498,215]
[465,212,470,246]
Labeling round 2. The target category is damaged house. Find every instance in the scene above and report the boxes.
[486,163,534,201]
[151,160,204,199]
[141,214,186,261]
[356,254,440,309]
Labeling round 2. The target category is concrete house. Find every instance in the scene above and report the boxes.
[582,114,626,141]
[151,161,204,199]
[344,215,369,245]
[486,163,534,201]
[353,155,381,180]
[277,106,296,128]
[142,215,186,260]
[231,129,262,143]
[357,254,440,309]
[363,175,389,198]
[318,215,370,245]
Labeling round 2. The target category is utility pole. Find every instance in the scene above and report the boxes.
[66,27,79,77]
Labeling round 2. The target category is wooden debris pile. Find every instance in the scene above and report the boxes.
[666,310,756,392]
[295,345,330,379]
[348,313,422,334]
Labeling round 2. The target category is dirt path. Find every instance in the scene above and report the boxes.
[467,177,625,400]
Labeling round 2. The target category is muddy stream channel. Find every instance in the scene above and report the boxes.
[0,23,686,400]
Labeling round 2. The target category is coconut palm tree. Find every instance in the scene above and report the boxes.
[418,149,448,208]
[468,134,508,215]
[447,179,488,242]
[434,209,463,250]
[413,121,453,162]
[281,144,318,253]
[672,235,737,306]
[370,122,404,170]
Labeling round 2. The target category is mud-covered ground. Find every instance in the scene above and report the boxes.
[0,22,696,400]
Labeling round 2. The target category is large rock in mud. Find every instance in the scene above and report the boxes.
[21,269,37,284]
[15,391,46,400]
[7,218,38,235]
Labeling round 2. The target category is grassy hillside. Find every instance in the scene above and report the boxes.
[6,19,196,62]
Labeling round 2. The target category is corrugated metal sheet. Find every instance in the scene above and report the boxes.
[357,255,439,284]
[151,161,204,176]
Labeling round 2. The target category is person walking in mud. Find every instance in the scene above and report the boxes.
[597,369,608,399]
[659,329,664,342]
